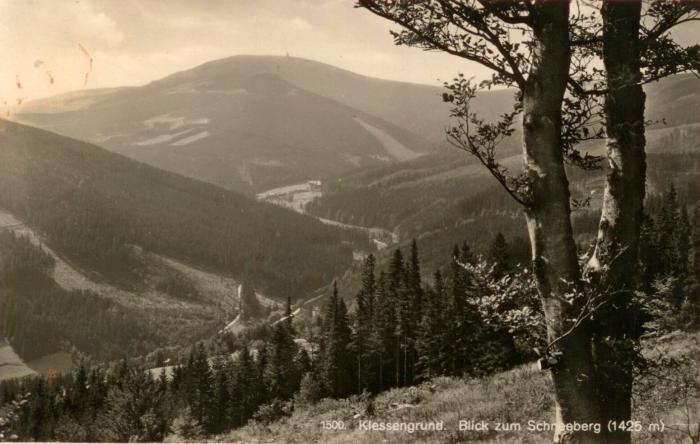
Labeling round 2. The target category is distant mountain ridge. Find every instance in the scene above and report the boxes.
[19,56,696,196]
[17,55,453,193]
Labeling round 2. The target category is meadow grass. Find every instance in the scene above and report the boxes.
[211,331,699,444]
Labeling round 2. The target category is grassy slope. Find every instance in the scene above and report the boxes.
[215,332,700,444]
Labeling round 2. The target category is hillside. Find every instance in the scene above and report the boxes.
[307,74,700,279]
[0,207,237,366]
[11,59,700,198]
[163,55,514,144]
[0,119,369,301]
[15,56,446,193]
[214,331,700,444]
[0,340,36,381]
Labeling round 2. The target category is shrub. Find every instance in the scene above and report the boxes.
[252,399,292,425]
[296,373,323,406]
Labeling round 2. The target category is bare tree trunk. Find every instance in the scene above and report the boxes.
[524,2,602,442]
[588,2,646,444]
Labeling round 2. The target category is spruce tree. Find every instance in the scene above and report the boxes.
[209,361,230,433]
[187,344,213,427]
[447,246,467,376]
[321,282,354,397]
[231,343,259,427]
[284,296,295,335]
[658,184,680,277]
[371,272,392,393]
[460,241,475,265]
[406,240,423,384]
[488,232,511,279]
[387,248,405,386]
[255,342,268,404]
[637,215,659,291]
[333,298,355,396]
[417,270,454,380]
[354,255,376,393]
[676,205,692,279]
[264,322,300,401]
[388,248,404,291]
[395,277,414,386]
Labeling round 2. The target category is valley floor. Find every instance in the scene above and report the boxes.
[210,331,700,444]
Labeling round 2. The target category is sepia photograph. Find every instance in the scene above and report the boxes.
[0,1,698,443]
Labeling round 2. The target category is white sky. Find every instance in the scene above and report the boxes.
[1,0,698,106]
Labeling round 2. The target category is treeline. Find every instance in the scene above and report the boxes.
[0,326,309,441]
[637,185,698,331]
[316,238,538,398]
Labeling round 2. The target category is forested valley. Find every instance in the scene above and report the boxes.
[1,183,695,442]
[0,120,370,300]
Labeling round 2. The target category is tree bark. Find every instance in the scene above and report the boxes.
[587,2,646,444]
[523,2,602,443]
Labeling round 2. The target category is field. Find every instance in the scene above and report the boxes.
[212,331,700,444]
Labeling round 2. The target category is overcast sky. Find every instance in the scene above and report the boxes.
[1,0,698,106]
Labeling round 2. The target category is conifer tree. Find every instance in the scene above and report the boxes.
[394,275,419,386]
[387,248,405,386]
[460,241,475,266]
[433,270,449,374]
[209,361,230,433]
[321,282,354,397]
[284,296,295,335]
[179,344,213,428]
[254,342,268,403]
[231,343,259,427]
[415,288,432,381]
[447,246,468,375]
[157,368,168,394]
[488,232,511,279]
[99,366,171,442]
[370,271,391,392]
[264,322,300,400]
[66,364,89,418]
[658,184,680,277]
[637,215,659,291]
[333,298,354,396]
[294,348,312,378]
[406,240,423,384]
[676,205,692,279]
[354,255,376,393]
[388,248,404,291]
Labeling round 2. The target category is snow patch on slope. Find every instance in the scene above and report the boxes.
[144,114,210,130]
[136,129,194,146]
[172,131,210,146]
